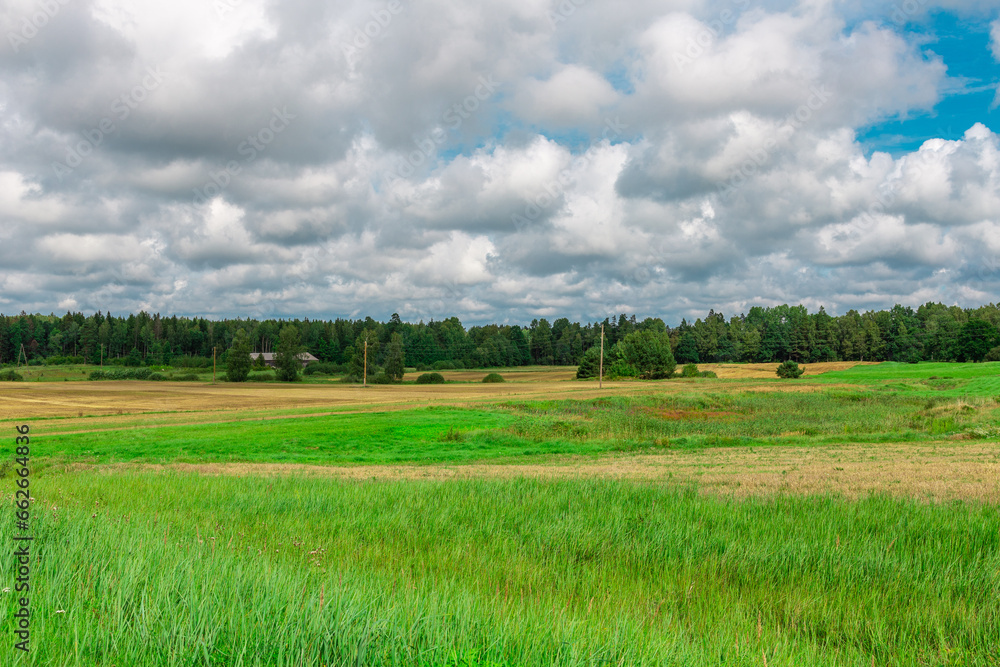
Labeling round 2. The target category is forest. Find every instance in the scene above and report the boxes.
[1,301,999,370]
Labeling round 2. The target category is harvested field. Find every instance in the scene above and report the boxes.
[0,362,867,425]
[698,360,878,378]
[0,377,649,425]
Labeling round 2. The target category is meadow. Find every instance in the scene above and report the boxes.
[2,362,999,665]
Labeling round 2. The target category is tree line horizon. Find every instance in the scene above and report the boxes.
[1,301,999,371]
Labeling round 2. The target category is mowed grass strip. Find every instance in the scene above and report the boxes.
[4,472,998,666]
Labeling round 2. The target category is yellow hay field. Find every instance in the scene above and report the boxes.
[0,362,867,430]
[697,361,878,379]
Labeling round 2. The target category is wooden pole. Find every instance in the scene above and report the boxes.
[599,324,604,389]
[100,344,104,367]
[363,340,368,388]
[213,347,217,383]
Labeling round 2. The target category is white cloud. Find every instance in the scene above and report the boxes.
[36,233,145,264]
[0,0,996,321]
[513,65,619,126]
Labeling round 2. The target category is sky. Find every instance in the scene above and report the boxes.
[1,0,999,325]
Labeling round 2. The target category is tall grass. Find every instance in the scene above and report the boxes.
[500,390,1000,448]
[4,472,998,665]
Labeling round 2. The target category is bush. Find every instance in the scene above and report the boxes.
[89,368,154,381]
[247,371,277,382]
[606,359,638,379]
[172,373,200,382]
[699,370,718,378]
[174,356,213,368]
[45,355,84,365]
[432,360,456,371]
[0,370,24,381]
[985,346,1000,362]
[304,362,341,376]
[681,363,700,378]
[776,360,804,378]
[148,373,165,381]
[416,372,445,384]
[482,373,505,383]
[369,371,395,384]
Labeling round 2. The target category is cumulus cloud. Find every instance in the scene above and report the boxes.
[0,0,997,322]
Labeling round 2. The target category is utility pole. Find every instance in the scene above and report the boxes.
[599,324,604,389]
[213,347,217,383]
[363,340,368,388]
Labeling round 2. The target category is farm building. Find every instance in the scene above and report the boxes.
[250,352,319,368]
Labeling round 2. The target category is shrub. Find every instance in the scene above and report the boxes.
[247,371,277,382]
[681,363,700,378]
[304,362,340,376]
[433,360,456,371]
[985,346,1000,362]
[148,373,165,381]
[699,370,718,378]
[776,360,804,378]
[0,370,24,381]
[416,372,445,384]
[606,359,638,379]
[482,373,505,383]
[89,368,154,381]
[369,371,395,385]
[173,356,213,368]
[44,355,84,365]
[172,373,200,382]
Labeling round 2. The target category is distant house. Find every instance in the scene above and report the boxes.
[250,352,319,369]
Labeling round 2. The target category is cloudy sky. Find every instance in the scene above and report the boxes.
[1,0,999,324]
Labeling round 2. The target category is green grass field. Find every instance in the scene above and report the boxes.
[3,362,1000,665]
[28,381,1000,468]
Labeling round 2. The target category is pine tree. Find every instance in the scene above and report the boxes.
[226,330,252,382]
[383,333,405,382]
[274,325,304,382]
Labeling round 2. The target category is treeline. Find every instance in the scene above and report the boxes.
[1,302,999,369]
